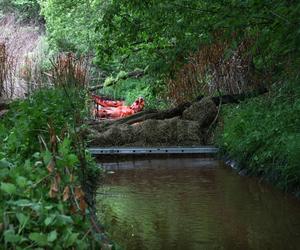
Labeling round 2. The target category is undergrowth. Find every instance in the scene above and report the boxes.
[217,81,300,195]
[0,87,108,249]
[101,77,169,110]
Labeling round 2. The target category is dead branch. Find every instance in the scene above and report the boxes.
[89,87,268,127]
[88,70,145,92]
[88,84,103,91]
[111,102,191,125]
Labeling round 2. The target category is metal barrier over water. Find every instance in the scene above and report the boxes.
[88,147,219,155]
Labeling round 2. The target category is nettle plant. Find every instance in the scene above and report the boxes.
[0,130,102,249]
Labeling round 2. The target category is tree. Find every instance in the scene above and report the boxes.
[95,0,300,79]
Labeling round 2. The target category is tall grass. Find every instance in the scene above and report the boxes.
[217,81,300,195]
[0,43,16,99]
[166,38,258,104]
[0,14,44,97]
[49,53,89,89]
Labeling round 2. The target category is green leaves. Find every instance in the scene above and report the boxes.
[0,86,101,249]
[44,215,56,226]
[16,176,28,188]
[16,213,29,229]
[218,81,300,193]
[1,182,17,194]
[29,232,48,246]
[63,231,80,248]
[4,230,23,244]
[47,230,58,242]
[0,159,13,168]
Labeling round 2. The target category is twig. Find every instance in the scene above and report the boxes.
[38,135,49,151]
[65,167,81,211]
[81,228,92,241]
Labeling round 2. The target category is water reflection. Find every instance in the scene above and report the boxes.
[97,158,300,250]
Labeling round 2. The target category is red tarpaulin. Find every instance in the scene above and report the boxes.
[92,95,145,119]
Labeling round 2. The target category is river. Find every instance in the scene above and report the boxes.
[96,157,300,250]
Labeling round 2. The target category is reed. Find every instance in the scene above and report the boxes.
[0,42,16,99]
[0,13,43,97]
[49,53,89,89]
[166,38,256,104]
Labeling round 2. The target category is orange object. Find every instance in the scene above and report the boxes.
[92,94,125,107]
[93,96,145,119]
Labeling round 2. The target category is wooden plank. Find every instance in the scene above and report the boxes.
[88,147,219,155]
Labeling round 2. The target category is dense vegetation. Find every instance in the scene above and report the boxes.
[0,0,41,22]
[0,87,109,248]
[218,81,300,195]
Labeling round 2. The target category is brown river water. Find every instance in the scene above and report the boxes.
[96,157,300,250]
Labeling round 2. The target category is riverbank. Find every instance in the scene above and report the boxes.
[0,88,110,248]
[216,80,300,196]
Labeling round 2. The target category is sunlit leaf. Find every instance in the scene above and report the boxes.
[63,231,79,248]
[16,176,28,188]
[44,215,56,226]
[29,232,48,246]
[1,182,17,194]
[47,230,57,242]
[16,213,29,227]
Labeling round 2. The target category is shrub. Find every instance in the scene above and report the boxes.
[0,0,42,23]
[101,77,169,110]
[0,87,87,161]
[0,87,106,248]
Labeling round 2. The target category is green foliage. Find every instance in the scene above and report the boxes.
[39,0,300,106]
[36,1,300,103]
[0,143,99,249]
[218,81,300,194]
[95,0,300,78]
[101,76,169,110]
[0,87,105,248]
[40,0,100,53]
[0,0,41,22]
[0,88,87,160]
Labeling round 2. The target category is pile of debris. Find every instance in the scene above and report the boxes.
[88,97,218,147]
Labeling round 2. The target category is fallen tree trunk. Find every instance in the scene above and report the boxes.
[111,102,191,125]
[88,84,103,92]
[88,70,146,92]
[207,86,268,106]
[89,87,268,127]
[108,88,268,125]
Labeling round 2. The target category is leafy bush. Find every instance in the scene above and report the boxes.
[95,0,300,79]
[40,0,100,53]
[0,87,106,248]
[0,141,98,249]
[218,81,300,194]
[0,0,41,23]
[101,77,169,110]
[0,88,87,160]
